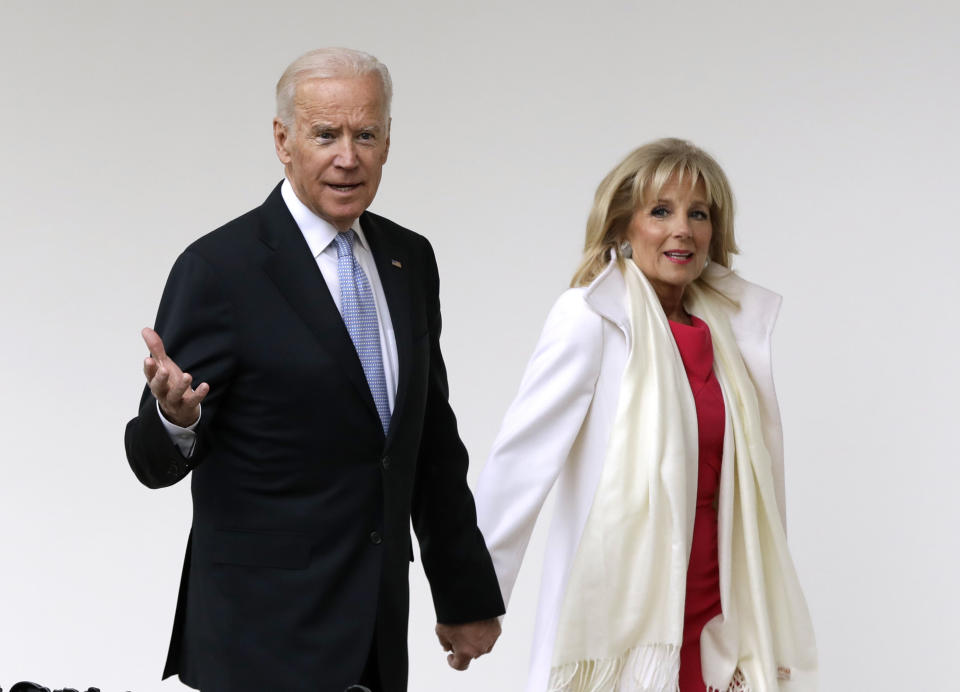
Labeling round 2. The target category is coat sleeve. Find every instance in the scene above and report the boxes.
[410,238,506,624]
[474,289,604,608]
[737,286,788,532]
[124,250,238,489]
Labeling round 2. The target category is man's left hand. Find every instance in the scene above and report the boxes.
[435,617,502,671]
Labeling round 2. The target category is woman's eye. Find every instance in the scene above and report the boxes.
[690,210,709,220]
[651,206,669,218]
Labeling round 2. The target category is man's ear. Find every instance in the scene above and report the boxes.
[273,118,292,164]
[382,116,391,164]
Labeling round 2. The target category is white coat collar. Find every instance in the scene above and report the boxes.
[583,250,782,339]
[698,262,783,341]
[583,252,629,331]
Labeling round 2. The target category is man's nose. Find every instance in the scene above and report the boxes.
[335,140,359,168]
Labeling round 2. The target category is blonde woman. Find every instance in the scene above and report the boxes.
[476,139,817,691]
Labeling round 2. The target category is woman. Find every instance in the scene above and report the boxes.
[475,139,817,691]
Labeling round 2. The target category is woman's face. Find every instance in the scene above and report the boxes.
[625,174,713,303]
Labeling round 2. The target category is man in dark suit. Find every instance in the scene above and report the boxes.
[124,48,504,692]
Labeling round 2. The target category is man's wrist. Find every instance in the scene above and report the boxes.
[156,400,201,429]
[156,400,200,458]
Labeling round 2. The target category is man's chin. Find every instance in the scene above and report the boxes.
[303,195,365,227]
[324,200,367,224]
[323,205,367,229]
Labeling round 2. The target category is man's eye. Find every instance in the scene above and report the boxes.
[316,131,334,140]
[358,132,374,141]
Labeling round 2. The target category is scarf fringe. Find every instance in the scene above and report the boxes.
[706,667,751,692]
[548,644,680,692]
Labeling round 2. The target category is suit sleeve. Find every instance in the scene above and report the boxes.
[410,239,505,624]
[474,290,603,608]
[124,250,238,489]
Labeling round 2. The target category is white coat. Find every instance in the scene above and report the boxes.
[475,257,787,691]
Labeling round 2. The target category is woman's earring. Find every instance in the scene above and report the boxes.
[619,240,633,259]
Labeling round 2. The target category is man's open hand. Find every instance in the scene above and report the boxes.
[141,327,209,427]
[435,617,501,671]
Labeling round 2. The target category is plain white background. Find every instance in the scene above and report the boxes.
[1,1,957,690]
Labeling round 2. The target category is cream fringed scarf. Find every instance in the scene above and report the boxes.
[548,262,817,692]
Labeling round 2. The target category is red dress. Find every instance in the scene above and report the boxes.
[670,316,725,692]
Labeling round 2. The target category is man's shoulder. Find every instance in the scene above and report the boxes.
[181,186,283,265]
[175,211,259,276]
[189,208,259,249]
[362,209,428,246]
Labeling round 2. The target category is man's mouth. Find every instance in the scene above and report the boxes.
[327,183,362,192]
[664,251,694,264]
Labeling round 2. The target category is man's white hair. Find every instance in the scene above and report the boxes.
[276,47,393,131]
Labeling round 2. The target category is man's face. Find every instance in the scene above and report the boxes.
[274,74,390,230]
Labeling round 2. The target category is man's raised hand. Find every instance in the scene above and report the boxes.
[141,327,209,427]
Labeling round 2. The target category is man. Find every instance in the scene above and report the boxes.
[124,48,504,692]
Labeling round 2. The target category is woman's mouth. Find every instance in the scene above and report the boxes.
[664,251,694,264]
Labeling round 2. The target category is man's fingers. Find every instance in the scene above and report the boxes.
[147,365,171,400]
[435,620,500,671]
[167,372,192,401]
[447,652,471,671]
[435,629,453,652]
[154,365,170,389]
[143,357,159,381]
[141,327,168,363]
[181,381,210,409]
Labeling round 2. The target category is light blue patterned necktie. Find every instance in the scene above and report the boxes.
[334,230,391,435]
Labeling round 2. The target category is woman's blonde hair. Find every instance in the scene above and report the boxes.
[571,138,738,287]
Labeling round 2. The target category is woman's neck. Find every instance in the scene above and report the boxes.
[658,289,691,325]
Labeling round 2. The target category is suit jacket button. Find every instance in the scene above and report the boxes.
[380,455,391,470]
[369,531,382,545]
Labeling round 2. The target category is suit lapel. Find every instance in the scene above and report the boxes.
[360,212,413,449]
[257,184,382,428]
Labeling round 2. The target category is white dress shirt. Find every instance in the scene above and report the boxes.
[159,178,399,455]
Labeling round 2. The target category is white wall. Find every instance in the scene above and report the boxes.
[1,1,956,690]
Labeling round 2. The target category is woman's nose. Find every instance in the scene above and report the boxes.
[673,218,693,238]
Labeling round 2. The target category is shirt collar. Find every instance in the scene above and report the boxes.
[280,178,368,258]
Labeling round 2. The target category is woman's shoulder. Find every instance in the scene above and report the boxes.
[527,288,605,352]
[699,264,782,337]
[545,287,602,327]
[551,286,592,310]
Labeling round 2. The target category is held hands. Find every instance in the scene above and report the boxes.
[435,618,501,671]
[141,327,209,427]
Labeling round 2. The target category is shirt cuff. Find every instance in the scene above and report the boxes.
[156,399,200,458]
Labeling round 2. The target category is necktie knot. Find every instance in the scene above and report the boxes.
[333,230,356,258]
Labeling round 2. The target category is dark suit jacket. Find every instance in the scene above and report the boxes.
[124,183,504,692]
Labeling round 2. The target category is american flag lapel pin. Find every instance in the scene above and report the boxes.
[391,259,402,268]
